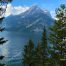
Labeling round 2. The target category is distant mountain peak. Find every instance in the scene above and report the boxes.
[30,5,49,13]
[3,4,54,32]
[30,5,40,9]
[29,5,43,12]
[21,5,51,18]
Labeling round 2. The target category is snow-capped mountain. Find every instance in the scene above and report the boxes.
[3,5,54,32]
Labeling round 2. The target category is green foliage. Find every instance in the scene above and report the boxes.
[22,4,66,66]
[49,4,66,66]
[22,39,34,66]
[22,26,48,66]
[41,26,48,66]
[55,4,66,18]
[34,42,43,66]
[0,64,4,66]
[41,26,47,49]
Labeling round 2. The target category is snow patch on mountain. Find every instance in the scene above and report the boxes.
[26,18,41,28]
[33,28,43,32]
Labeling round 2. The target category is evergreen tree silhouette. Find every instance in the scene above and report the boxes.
[22,39,34,66]
[34,41,43,66]
[41,26,48,66]
[0,0,12,66]
[49,4,66,66]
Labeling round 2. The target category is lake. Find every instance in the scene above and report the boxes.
[0,25,41,66]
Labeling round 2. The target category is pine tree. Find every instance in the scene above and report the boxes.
[34,41,43,66]
[0,0,12,66]
[22,39,34,66]
[0,0,13,4]
[0,17,7,66]
[0,0,13,19]
[49,4,66,65]
[41,26,48,66]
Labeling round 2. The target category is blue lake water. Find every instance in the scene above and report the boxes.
[0,26,41,66]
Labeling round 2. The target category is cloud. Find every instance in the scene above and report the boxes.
[50,11,59,20]
[5,4,55,18]
[5,4,29,17]
[50,11,55,18]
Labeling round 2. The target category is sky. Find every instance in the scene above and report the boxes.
[5,0,66,18]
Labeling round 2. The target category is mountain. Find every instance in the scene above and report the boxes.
[1,6,54,64]
[3,5,54,33]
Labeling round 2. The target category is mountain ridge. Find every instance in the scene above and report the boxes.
[3,5,54,32]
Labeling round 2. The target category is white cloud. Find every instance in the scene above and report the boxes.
[50,11,59,20]
[5,4,55,19]
[50,11,55,18]
[5,4,29,17]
